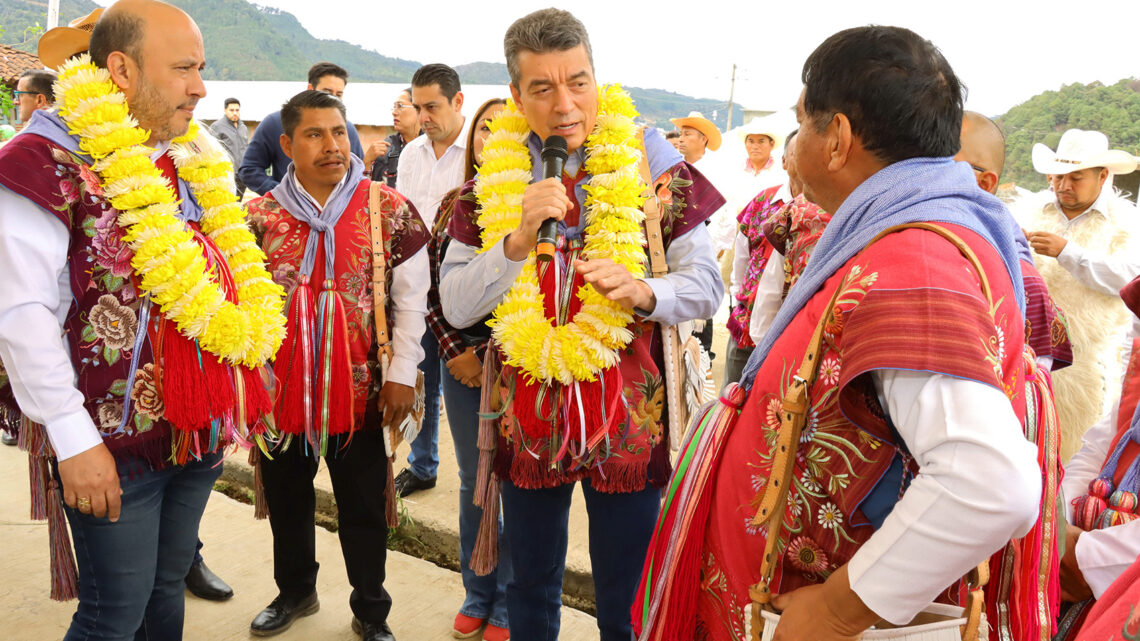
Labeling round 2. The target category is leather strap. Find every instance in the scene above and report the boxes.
[636,127,668,279]
[748,221,993,640]
[368,182,392,362]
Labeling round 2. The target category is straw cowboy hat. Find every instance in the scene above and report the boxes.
[1032,128,1138,176]
[670,111,722,151]
[737,116,787,150]
[38,8,104,70]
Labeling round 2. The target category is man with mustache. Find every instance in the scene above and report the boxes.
[1015,129,1140,460]
[245,89,430,641]
[239,62,367,196]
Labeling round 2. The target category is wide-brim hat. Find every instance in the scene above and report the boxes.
[38,8,103,70]
[737,116,786,150]
[1031,128,1137,176]
[670,111,722,151]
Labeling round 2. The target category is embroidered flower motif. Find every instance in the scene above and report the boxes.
[95,401,123,432]
[1050,316,1067,349]
[801,412,819,444]
[743,515,767,537]
[765,397,783,429]
[92,209,133,277]
[272,263,301,292]
[800,472,823,494]
[788,492,804,517]
[78,164,104,197]
[750,472,768,492]
[59,178,80,204]
[130,363,164,421]
[818,354,841,387]
[89,295,138,350]
[786,536,829,573]
[817,502,843,529]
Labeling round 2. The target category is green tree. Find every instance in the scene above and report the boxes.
[998,79,1140,191]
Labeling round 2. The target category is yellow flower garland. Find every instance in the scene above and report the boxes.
[54,54,286,368]
[476,85,648,385]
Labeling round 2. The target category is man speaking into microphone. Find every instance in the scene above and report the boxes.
[439,9,724,640]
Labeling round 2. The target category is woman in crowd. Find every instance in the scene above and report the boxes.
[426,97,509,641]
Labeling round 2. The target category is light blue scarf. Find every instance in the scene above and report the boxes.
[268,154,366,278]
[741,157,1025,389]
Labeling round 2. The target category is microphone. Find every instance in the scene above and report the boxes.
[536,135,568,262]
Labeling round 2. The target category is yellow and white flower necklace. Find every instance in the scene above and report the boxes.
[54,53,286,368]
[475,85,647,385]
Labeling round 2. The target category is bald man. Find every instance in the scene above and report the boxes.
[0,2,258,639]
[956,110,1073,371]
[956,111,1006,195]
[955,110,1071,641]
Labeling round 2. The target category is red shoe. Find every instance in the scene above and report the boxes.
[452,613,484,639]
[483,623,510,641]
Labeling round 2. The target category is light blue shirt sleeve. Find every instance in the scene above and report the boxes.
[439,223,722,329]
[639,223,723,325]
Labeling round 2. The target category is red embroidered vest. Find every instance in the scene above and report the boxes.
[250,180,429,421]
[693,225,1027,638]
[0,134,251,468]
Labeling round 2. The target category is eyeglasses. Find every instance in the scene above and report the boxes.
[969,164,987,174]
[392,102,414,111]
[12,90,37,98]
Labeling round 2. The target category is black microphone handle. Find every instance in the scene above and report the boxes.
[535,151,566,261]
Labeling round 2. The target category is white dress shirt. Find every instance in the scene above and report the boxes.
[1048,189,1140,297]
[287,173,428,387]
[395,118,469,228]
[1062,403,1140,599]
[747,249,787,346]
[850,370,1042,624]
[731,184,792,303]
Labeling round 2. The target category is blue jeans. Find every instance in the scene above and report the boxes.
[63,451,224,641]
[407,331,442,480]
[499,478,661,641]
[442,368,511,628]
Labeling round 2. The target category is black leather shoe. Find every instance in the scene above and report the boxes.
[185,560,234,601]
[250,592,320,637]
[394,469,436,497]
[353,617,396,641]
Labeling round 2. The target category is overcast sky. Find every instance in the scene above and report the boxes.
[98,0,1140,117]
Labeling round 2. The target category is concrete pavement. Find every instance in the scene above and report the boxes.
[0,308,731,641]
[0,442,598,641]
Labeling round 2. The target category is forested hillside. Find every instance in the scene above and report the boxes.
[1,0,742,128]
[998,79,1140,191]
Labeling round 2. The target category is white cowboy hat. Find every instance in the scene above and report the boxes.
[670,111,722,151]
[1031,129,1137,176]
[737,116,787,150]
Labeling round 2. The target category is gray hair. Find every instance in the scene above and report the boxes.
[503,8,594,87]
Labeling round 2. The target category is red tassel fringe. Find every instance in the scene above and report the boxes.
[470,474,500,577]
[385,455,398,528]
[29,456,49,521]
[315,283,355,443]
[46,479,78,601]
[248,447,270,520]
[160,317,235,436]
[275,281,316,437]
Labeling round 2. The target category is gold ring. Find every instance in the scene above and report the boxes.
[77,497,91,511]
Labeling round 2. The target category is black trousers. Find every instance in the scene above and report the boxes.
[260,410,392,625]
